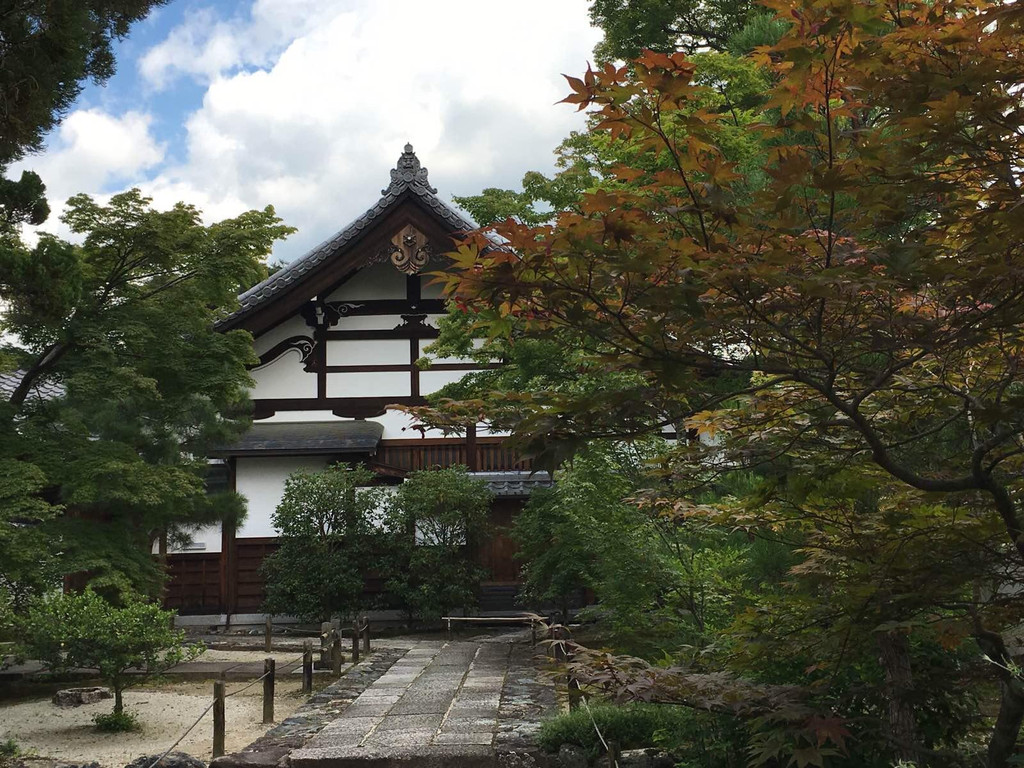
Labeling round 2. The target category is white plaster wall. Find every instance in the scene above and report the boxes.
[328,264,406,301]
[327,371,411,398]
[250,351,317,399]
[420,369,471,396]
[327,339,408,366]
[369,408,448,439]
[332,314,404,331]
[262,410,338,423]
[252,316,311,356]
[421,279,446,299]
[156,523,223,554]
[417,337,484,365]
[235,456,329,538]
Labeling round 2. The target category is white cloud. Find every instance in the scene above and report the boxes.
[19,1,603,261]
[10,109,164,233]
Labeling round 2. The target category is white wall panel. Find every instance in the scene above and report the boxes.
[328,264,406,301]
[421,279,446,299]
[420,369,471,396]
[253,316,311,356]
[159,523,223,554]
[369,408,448,440]
[262,410,338,423]
[235,456,329,538]
[327,339,409,366]
[327,371,411,398]
[250,352,317,399]
[331,314,405,331]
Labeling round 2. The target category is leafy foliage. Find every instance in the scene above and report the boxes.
[0,190,292,603]
[93,710,141,733]
[538,701,745,766]
[262,465,389,623]
[425,0,1024,764]
[17,589,201,721]
[384,466,492,620]
[0,1,165,236]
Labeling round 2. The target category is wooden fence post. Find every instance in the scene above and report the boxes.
[351,620,360,664]
[332,629,343,675]
[264,616,272,654]
[320,621,332,668]
[362,615,370,653]
[213,680,226,758]
[302,641,313,694]
[262,658,275,724]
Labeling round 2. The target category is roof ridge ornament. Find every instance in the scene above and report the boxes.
[383,142,437,196]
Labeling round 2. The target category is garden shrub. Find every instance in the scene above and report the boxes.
[93,710,141,733]
[17,588,201,725]
[537,702,745,767]
[261,465,389,622]
[383,466,491,620]
[0,739,20,768]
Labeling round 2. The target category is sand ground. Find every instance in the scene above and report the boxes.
[0,663,311,767]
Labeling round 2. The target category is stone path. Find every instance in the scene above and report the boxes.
[289,637,555,768]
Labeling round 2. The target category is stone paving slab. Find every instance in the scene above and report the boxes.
[289,636,556,768]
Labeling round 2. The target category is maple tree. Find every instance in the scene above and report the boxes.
[427,0,1024,765]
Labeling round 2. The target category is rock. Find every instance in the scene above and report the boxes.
[51,687,112,708]
[557,744,588,768]
[123,753,206,768]
[617,750,651,768]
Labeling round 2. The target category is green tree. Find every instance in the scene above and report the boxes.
[1,190,293,601]
[17,589,201,725]
[261,465,389,623]
[0,1,166,233]
[428,0,1024,763]
[384,467,492,620]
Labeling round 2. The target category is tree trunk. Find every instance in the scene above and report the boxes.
[113,685,124,715]
[988,678,1024,768]
[975,625,1024,768]
[876,630,921,765]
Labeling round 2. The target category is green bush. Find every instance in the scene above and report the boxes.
[383,466,491,620]
[537,702,745,768]
[0,739,21,768]
[261,465,389,623]
[93,710,141,732]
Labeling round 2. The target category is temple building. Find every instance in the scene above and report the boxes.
[163,146,549,623]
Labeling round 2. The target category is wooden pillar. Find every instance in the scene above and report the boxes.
[466,425,478,472]
[220,458,238,623]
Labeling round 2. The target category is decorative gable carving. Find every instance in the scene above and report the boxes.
[377,224,433,275]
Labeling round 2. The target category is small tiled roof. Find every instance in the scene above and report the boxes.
[221,144,475,327]
[0,370,65,401]
[212,420,384,456]
[469,471,553,497]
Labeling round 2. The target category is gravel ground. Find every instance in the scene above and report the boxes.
[0,677,309,768]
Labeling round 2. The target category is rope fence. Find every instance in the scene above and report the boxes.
[143,620,373,767]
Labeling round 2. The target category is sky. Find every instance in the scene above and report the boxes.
[11,0,603,263]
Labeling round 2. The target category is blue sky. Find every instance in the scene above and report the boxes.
[15,0,602,262]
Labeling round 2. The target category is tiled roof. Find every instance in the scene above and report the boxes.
[222,144,476,326]
[0,370,65,401]
[469,471,553,497]
[211,419,384,456]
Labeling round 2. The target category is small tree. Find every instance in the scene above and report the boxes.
[385,466,492,620]
[18,589,200,728]
[261,464,388,623]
